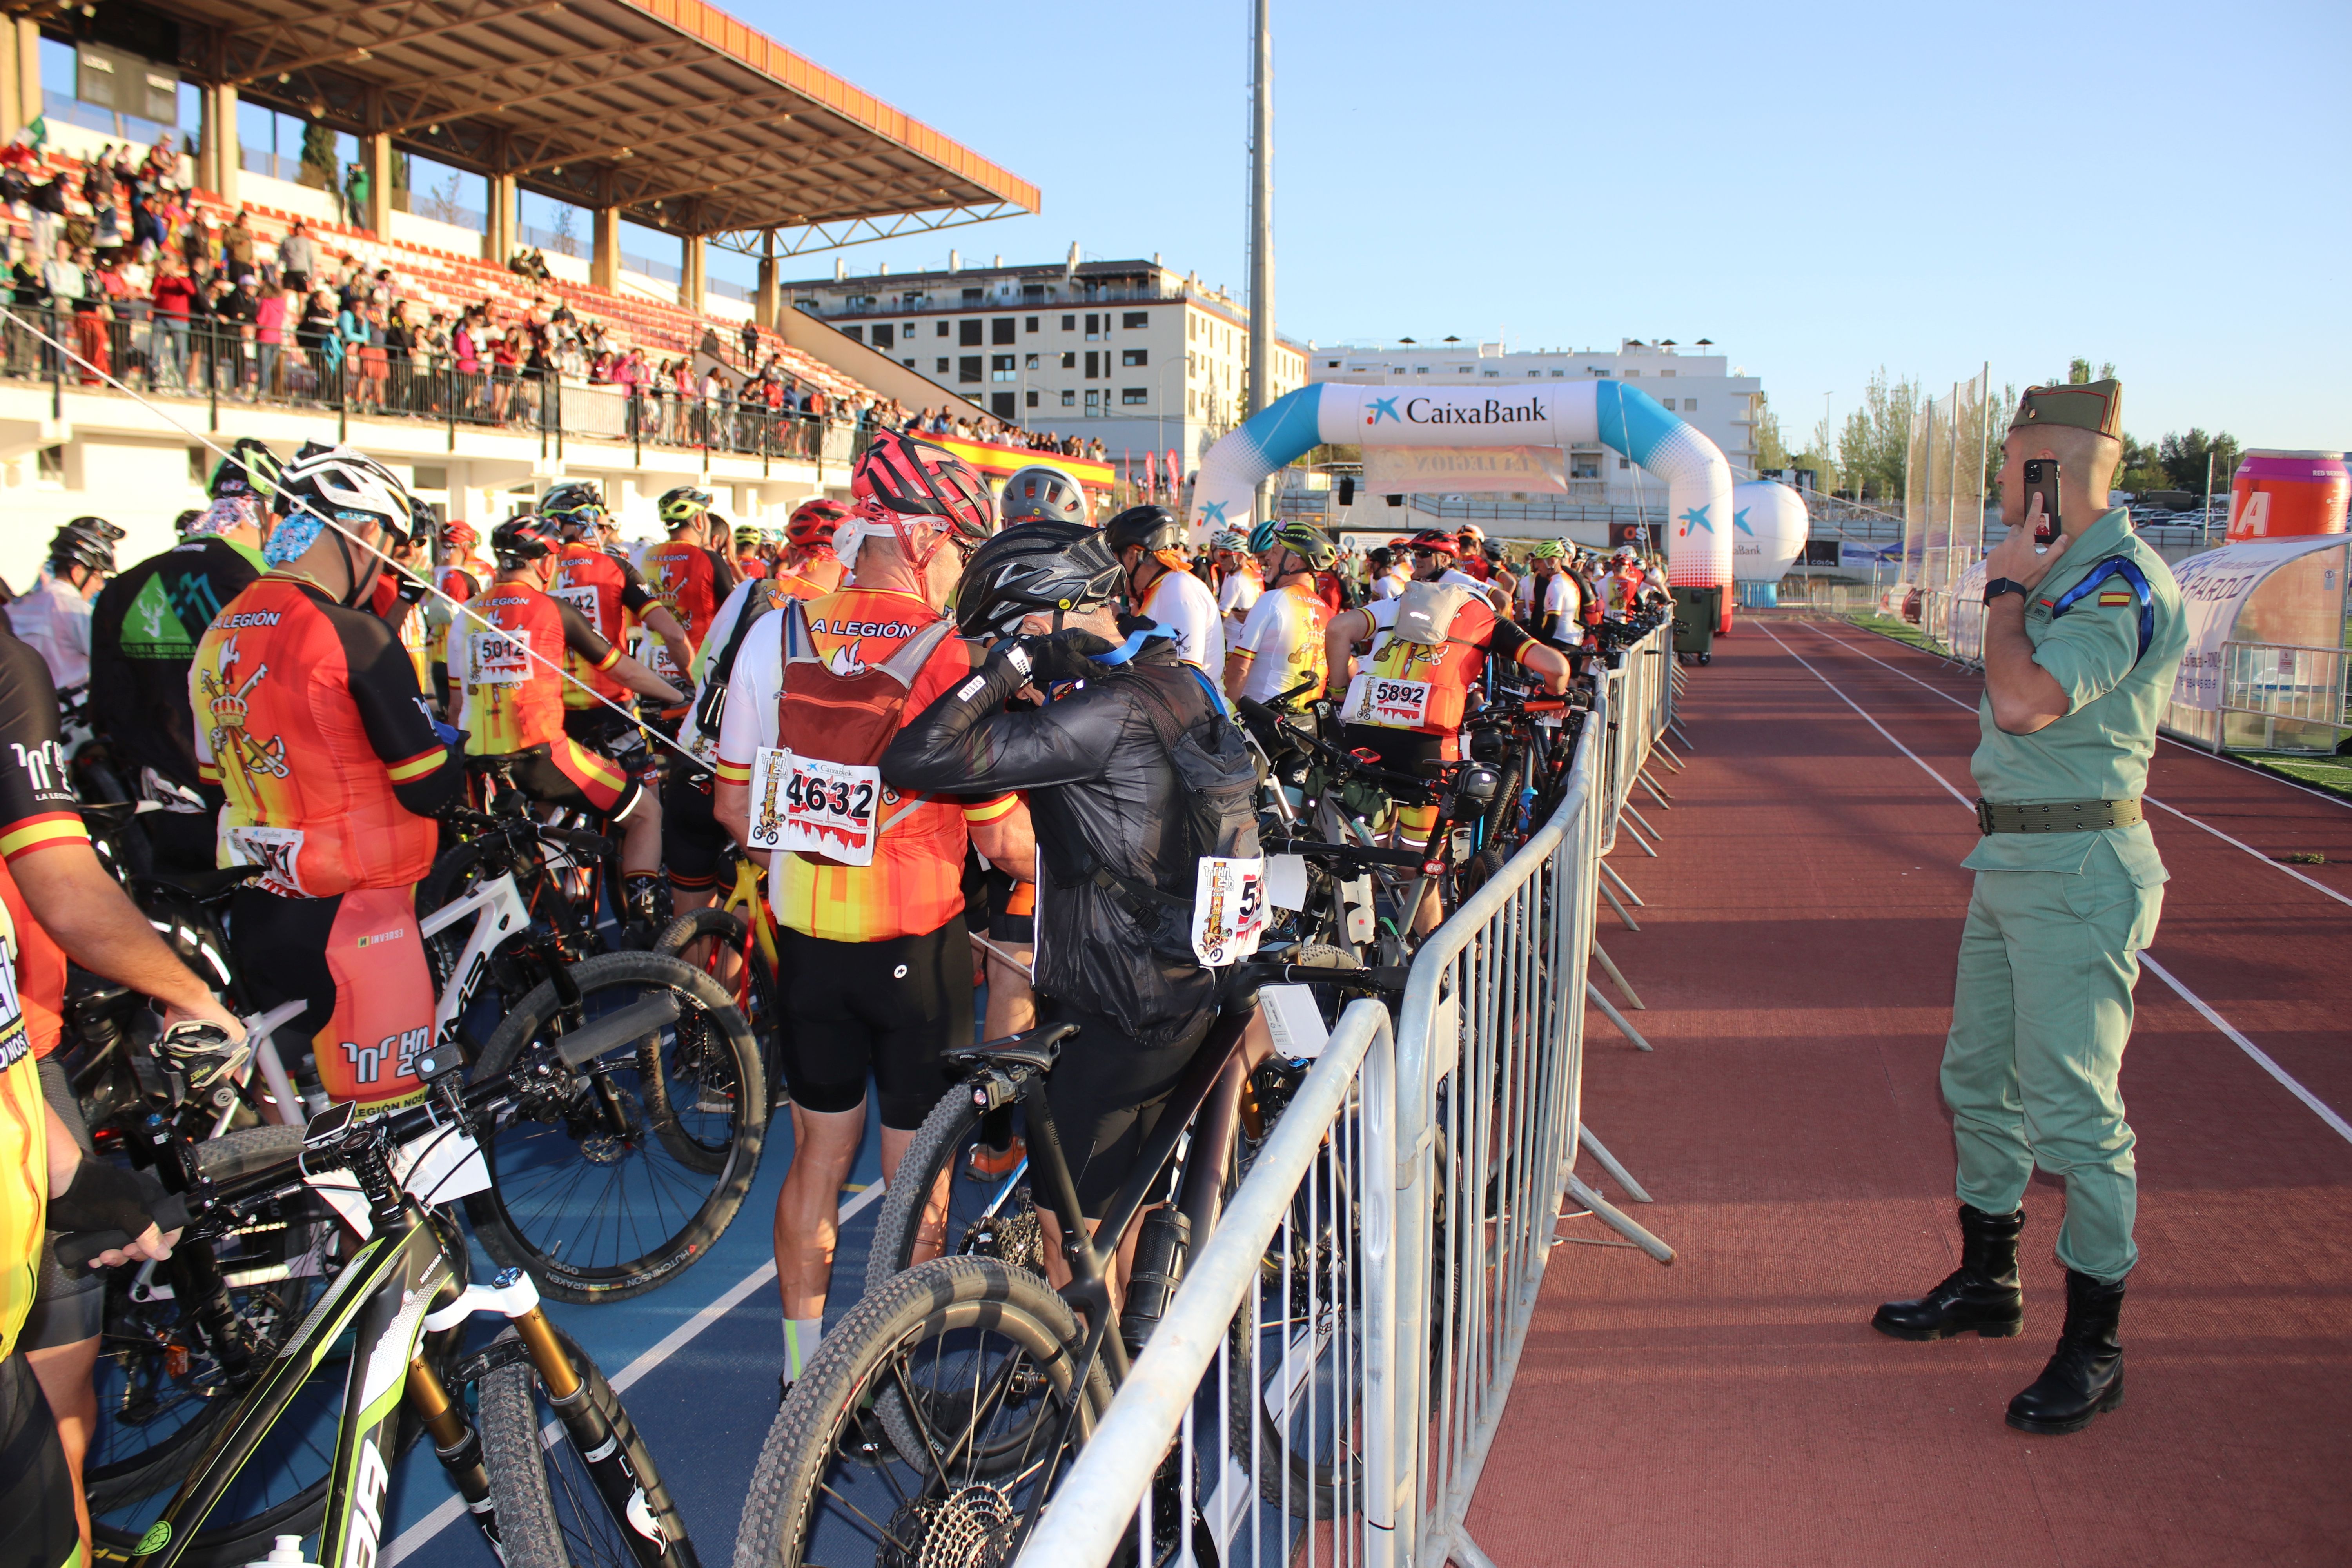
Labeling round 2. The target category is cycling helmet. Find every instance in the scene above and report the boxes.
[660,486,713,530]
[49,518,120,574]
[1210,527,1250,554]
[998,464,1089,528]
[953,519,1123,640]
[733,523,763,551]
[1103,505,1186,558]
[440,521,481,558]
[853,428,994,543]
[787,498,849,547]
[1397,529,1460,557]
[490,515,564,569]
[273,446,419,543]
[1268,523,1338,571]
[1246,519,1280,555]
[538,481,606,536]
[173,507,205,536]
[209,437,281,501]
[1527,539,1566,560]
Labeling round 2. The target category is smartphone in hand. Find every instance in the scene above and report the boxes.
[2022,459,2060,545]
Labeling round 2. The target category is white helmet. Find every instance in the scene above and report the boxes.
[1211,528,1250,552]
[274,443,419,543]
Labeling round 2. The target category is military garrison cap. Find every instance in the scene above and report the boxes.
[2012,379,2122,439]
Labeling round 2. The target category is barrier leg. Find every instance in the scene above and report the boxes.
[1623,801,1664,842]
[1652,738,1686,771]
[1446,1528,1505,1568]
[1573,1123,1653,1203]
[1599,860,1644,907]
[1668,719,1694,750]
[1590,940,1644,1009]
[1639,768,1674,807]
[1586,980,1653,1052]
[1599,880,1640,932]
[1617,813,1659,858]
[1564,1174,1675,1264]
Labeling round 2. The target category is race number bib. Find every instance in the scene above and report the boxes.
[748,748,882,867]
[1341,671,1433,730]
[549,583,599,622]
[646,639,682,681]
[469,628,531,684]
[1190,855,1267,968]
[222,824,309,897]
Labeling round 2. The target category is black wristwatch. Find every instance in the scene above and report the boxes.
[1983,577,2029,606]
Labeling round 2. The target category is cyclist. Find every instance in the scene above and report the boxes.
[1367,543,1407,602]
[1454,523,1493,582]
[885,519,1250,1289]
[769,498,848,599]
[1322,529,1572,935]
[712,430,1024,1391]
[452,516,682,915]
[192,445,466,1111]
[730,521,769,581]
[7,520,123,694]
[1523,539,1586,655]
[999,462,1089,530]
[87,492,274,873]
[640,486,739,700]
[1105,505,1224,673]
[425,520,488,701]
[1210,526,1262,635]
[1223,520,1337,710]
[1,617,243,1568]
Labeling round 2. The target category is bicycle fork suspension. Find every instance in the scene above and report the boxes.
[405,1353,502,1556]
[511,1305,677,1568]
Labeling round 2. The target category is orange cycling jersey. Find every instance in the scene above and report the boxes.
[552,544,657,709]
[640,540,734,686]
[1353,590,1535,737]
[427,564,482,675]
[454,582,620,755]
[192,574,458,898]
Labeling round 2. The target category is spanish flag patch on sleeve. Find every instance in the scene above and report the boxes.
[2096,590,2134,606]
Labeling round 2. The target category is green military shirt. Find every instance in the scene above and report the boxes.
[1963,506,2189,880]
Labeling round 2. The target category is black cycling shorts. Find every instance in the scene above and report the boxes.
[23,1059,103,1351]
[1042,1001,1216,1219]
[776,920,969,1129]
[1341,721,1458,782]
[661,766,729,893]
[0,1355,77,1568]
[563,707,660,784]
[505,740,643,822]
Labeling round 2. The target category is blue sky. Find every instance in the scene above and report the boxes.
[723,0,2348,454]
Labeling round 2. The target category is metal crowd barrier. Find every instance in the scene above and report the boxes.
[1021,620,1681,1568]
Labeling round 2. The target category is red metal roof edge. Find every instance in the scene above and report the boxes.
[617,0,1041,217]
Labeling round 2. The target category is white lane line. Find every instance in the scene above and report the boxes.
[1798,625,2352,912]
[2141,956,2352,1148]
[387,1180,888,1564]
[1763,623,2352,1145]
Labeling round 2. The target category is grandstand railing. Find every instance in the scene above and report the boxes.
[1018,620,1677,1568]
[0,305,870,475]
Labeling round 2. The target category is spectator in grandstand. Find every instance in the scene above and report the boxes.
[278,218,315,294]
[255,281,294,398]
[148,253,195,388]
[223,206,256,282]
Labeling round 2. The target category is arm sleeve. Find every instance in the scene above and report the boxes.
[2032,571,2144,711]
[884,649,1129,797]
[0,634,90,864]
[554,601,621,670]
[615,559,657,616]
[331,607,462,817]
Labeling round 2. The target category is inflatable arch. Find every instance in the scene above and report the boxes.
[1731,478,1811,606]
[1188,380,1736,596]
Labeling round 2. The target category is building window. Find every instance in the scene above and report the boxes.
[1122,387,1147,405]
[1024,354,1040,370]
[413,465,448,490]
[991,392,1016,418]
[842,325,862,343]
[1022,285,1045,301]
[1122,348,1148,367]
[1025,315,1038,332]
[991,354,1017,381]
[1123,311,1148,328]
[1026,390,1040,407]
[1550,369,1564,376]
[872,325,893,348]
[1325,359,1338,368]
[1483,370,1499,377]
[1062,314,1076,331]
[902,359,916,369]
[1681,398,1697,411]
[36,445,60,481]
[936,358,950,373]
[1528,370,1541,377]
[1084,351,1100,379]
[958,356,982,383]
[1085,390,1101,415]
[992,318,1016,345]
[1416,365,1429,374]
[1084,313,1102,341]
[1060,351,1076,370]
[959,320,983,347]
[1622,369,1637,377]
[1658,369,1675,377]
[936,321,950,337]
[961,287,984,303]
[1060,389,1076,407]
[1619,457,1631,469]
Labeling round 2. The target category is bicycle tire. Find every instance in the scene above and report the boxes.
[478,1324,694,1568]
[652,907,785,1116]
[465,951,766,1304]
[733,1256,1110,1568]
[863,1084,991,1295]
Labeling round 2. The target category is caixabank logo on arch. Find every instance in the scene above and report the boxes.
[1365,391,1552,429]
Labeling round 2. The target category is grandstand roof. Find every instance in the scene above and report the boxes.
[145,0,1037,249]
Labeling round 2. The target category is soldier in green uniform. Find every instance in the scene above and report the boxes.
[1873,380,2187,1436]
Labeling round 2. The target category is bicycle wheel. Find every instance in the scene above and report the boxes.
[477,1324,694,1568]
[652,907,784,1115]
[865,1085,1047,1298]
[734,1257,1110,1568]
[88,1127,359,1566]
[466,951,766,1303]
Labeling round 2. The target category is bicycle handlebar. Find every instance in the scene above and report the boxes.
[57,1192,192,1271]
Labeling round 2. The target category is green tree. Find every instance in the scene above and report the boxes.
[1836,367,1917,501]
[1791,413,1842,494]
[1754,392,1790,471]
[299,123,337,186]
[2158,428,2240,494]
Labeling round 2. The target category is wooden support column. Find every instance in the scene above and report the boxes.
[755,231,779,329]
[680,233,705,312]
[590,206,621,290]
[362,133,392,235]
[485,172,517,264]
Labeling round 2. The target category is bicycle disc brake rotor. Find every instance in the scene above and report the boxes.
[880,1484,1021,1568]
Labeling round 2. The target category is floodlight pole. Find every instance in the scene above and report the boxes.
[1246,0,1274,523]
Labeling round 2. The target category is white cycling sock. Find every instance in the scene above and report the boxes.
[783,1316,823,1377]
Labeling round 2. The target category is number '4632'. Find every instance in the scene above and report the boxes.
[786,773,873,821]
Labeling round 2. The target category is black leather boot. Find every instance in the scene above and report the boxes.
[2006,1269,2126,1434]
[1871,1204,2025,1340]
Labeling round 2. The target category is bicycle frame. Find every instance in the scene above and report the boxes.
[419,869,531,1048]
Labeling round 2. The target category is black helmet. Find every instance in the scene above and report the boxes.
[659,485,713,530]
[1102,505,1186,558]
[210,437,282,501]
[998,464,1089,528]
[50,518,121,574]
[539,481,606,537]
[491,515,564,568]
[953,520,1122,640]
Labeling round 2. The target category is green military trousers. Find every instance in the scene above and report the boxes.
[1939,838,2164,1283]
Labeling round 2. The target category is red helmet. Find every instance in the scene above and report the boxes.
[787,498,850,548]
[1395,530,1459,557]
[441,521,480,557]
[852,429,994,548]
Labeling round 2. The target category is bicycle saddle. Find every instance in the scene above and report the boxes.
[947,1022,1079,1073]
[134,865,264,904]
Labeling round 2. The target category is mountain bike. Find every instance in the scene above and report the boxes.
[651,848,784,1112]
[735,957,1404,1568]
[66,1040,710,1568]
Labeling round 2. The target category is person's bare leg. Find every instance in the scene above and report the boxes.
[981,942,1035,1041]
[774,1101,867,1319]
[26,1336,98,1564]
[616,791,663,880]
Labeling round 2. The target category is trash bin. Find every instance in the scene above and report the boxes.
[1671,586,1719,664]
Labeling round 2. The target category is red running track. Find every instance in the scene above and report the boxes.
[1465,617,2352,1567]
